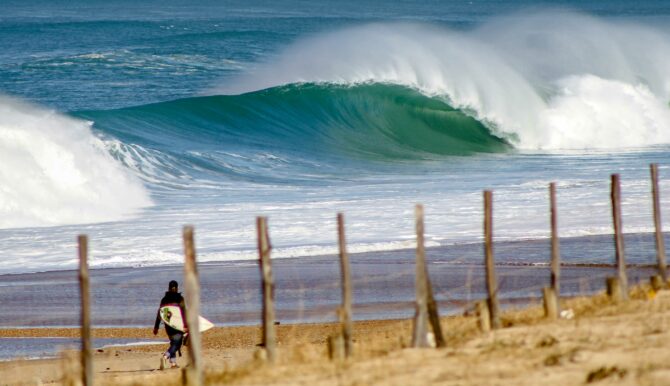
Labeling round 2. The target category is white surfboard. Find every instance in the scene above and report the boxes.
[159,305,214,333]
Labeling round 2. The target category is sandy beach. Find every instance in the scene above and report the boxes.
[2,283,670,385]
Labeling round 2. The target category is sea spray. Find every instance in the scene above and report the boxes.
[217,11,670,150]
[0,95,152,228]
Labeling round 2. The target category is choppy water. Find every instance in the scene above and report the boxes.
[1,1,670,274]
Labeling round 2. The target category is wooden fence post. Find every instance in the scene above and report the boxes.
[549,183,561,307]
[476,300,490,332]
[606,277,622,303]
[611,174,628,300]
[337,213,354,358]
[327,334,345,361]
[183,226,202,386]
[651,164,668,284]
[542,287,558,320]
[412,205,430,348]
[257,217,276,363]
[77,235,92,386]
[484,191,502,329]
[412,205,446,348]
[543,183,561,319]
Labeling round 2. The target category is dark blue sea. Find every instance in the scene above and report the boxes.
[1,0,670,275]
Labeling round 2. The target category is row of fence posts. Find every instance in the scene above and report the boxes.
[72,164,668,385]
[74,228,204,386]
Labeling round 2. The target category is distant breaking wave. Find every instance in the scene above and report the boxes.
[215,11,670,150]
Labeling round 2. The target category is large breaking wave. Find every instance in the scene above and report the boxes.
[5,10,670,229]
[217,11,670,150]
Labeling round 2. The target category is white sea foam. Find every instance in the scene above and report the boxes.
[0,95,152,228]
[217,11,670,150]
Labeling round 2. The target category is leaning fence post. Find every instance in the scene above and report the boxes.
[77,235,92,386]
[651,164,668,284]
[337,213,354,358]
[257,217,276,363]
[412,205,446,348]
[183,226,202,386]
[610,174,629,300]
[484,191,502,329]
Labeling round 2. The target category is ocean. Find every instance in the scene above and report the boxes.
[1,0,670,279]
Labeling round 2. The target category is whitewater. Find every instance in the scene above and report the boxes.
[1,5,670,274]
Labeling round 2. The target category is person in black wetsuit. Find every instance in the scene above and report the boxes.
[153,280,187,369]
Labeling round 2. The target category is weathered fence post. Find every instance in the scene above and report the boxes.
[327,334,345,361]
[77,235,92,386]
[183,226,202,386]
[257,217,276,363]
[337,213,354,358]
[610,174,629,300]
[412,205,446,348]
[651,164,668,284]
[426,275,446,348]
[542,287,558,320]
[412,205,430,347]
[476,300,491,332]
[550,183,561,303]
[606,277,622,303]
[484,191,502,329]
[544,183,560,319]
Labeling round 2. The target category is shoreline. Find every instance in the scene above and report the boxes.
[2,287,670,385]
[1,230,667,277]
[0,240,662,329]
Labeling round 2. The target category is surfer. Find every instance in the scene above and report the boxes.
[153,280,187,369]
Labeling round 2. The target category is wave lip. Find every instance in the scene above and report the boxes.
[215,12,670,151]
[0,95,152,229]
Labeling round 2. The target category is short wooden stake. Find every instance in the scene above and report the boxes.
[337,213,354,358]
[651,275,664,292]
[476,300,491,332]
[327,334,345,361]
[651,164,668,284]
[549,183,561,311]
[257,217,277,363]
[183,226,202,386]
[542,287,558,320]
[606,277,622,303]
[484,191,502,329]
[610,174,628,300]
[77,235,92,386]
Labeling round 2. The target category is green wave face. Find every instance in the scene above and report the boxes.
[81,83,511,162]
[311,83,511,158]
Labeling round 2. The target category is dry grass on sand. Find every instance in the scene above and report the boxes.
[4,285,670,385]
